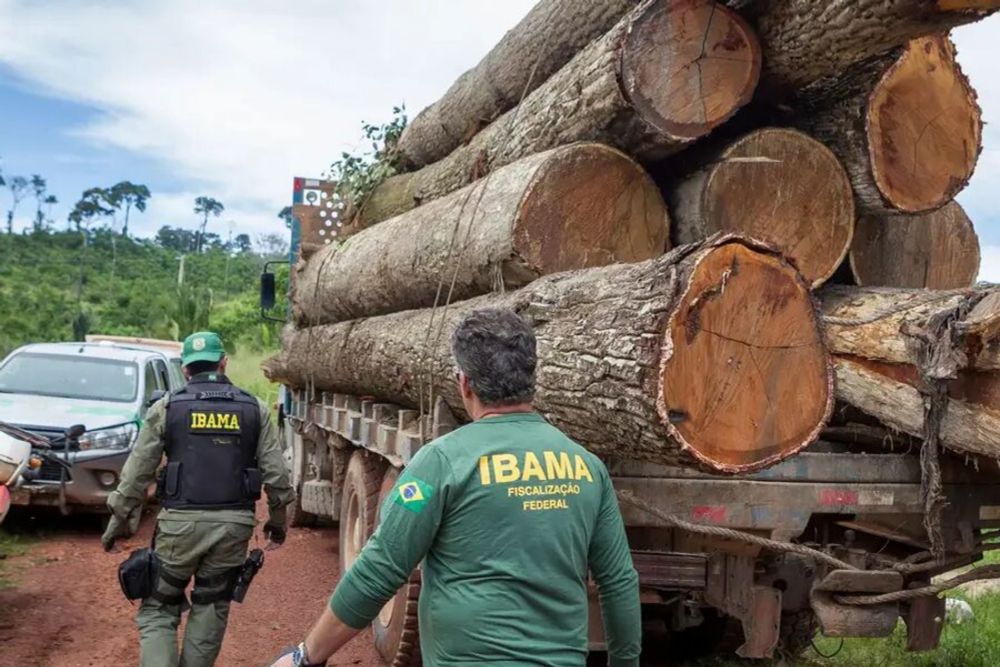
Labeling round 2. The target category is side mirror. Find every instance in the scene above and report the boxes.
[260,271,276,311]
[65,424,86,440]
[147,390,167,408]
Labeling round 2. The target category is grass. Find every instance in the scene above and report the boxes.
[804,594,1000,667]
[802,551,1000,666]
[226,347,281,407]
[0,529,36,588]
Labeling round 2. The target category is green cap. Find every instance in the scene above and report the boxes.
[181,331,226,367]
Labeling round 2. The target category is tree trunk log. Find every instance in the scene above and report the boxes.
[265,236,832,473]
[669,127,855,288]
[796,35,982,216]
[821,285,1000,371]
[358,0,761,228]
[742,0,1000,93]
[849,201,981,289]
[292,143,668,326]
[396,0,642,169]
[821,285,1000,457]
[834,357,1000,459]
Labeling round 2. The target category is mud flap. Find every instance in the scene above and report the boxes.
[904,589,946,652]
[811,570,902,638]
[736,586,782,659]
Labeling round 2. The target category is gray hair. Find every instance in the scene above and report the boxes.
[450,308,537,406]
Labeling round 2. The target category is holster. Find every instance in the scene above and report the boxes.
[118,546,160,601]
[231,548,265,603]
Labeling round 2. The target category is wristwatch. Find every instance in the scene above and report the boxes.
[291,642,326,667]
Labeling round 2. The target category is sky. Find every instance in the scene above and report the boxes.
[0,1,997,279]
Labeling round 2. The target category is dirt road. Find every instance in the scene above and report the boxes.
[0,509,383,667]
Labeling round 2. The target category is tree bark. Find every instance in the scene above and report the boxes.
[796,35,982,216]
[849,201,981,289]
[741,0,1000,94]
[669,127,855,288]
[292,143,669,326]
[820,285,1000,371]
[266,236,832,473]
[358,0,761,228]
[396,0,643,169]
[834,357,1000,459]
[821,285,1000,457]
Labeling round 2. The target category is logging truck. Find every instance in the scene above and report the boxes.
[260,178,1000,663]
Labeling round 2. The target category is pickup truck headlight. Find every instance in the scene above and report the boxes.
[78,423,139,451]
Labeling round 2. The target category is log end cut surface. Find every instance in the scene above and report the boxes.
[868,35,982,213]
[702,128,855,287]
[514,144,669,272]
[850,201,981,289]
[658,242,831,472]
[621,0,761,140]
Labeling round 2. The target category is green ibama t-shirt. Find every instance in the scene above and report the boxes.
[331,412,641,667]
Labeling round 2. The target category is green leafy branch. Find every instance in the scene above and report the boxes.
[324,105,407,222]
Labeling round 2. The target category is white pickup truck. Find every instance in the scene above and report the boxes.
[0,337,186,515]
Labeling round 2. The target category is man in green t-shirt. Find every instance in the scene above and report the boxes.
[270,308,641,667]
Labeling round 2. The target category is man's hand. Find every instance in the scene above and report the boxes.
[101,514,130,552]
[264,522,286,551]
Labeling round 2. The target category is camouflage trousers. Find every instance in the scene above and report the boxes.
[137,518,254,667]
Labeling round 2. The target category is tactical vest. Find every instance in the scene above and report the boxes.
[160,374,262,510]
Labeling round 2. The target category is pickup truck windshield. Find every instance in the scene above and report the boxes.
[0,353,138,403]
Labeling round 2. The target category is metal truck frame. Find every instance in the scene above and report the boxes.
[277,387,1000,663]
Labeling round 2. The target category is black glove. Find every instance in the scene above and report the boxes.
[264,522,286,545]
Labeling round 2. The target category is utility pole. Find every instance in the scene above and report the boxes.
[176,254,186,287]
[224,220,234,296]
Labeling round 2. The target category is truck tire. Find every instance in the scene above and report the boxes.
[339,450,384,573]
[371,467,422,667]
[286,426,317,528]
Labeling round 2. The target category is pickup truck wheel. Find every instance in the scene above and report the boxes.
[371,466,422,667]
[338,451,384,573]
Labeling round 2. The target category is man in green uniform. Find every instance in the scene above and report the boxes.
[269,309,641,667]
[102,331,294,667]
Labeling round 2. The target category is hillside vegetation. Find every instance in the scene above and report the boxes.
[0,229,287,358]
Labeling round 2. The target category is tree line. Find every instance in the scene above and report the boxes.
[0,157,292,357]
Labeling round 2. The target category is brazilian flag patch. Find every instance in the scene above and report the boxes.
[394,477,434,514]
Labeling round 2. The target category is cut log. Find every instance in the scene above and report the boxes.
[849,201,981,289]
[358,0,761,228]
[265,236,832,473]
[820,286,1000,371]
[743,0,1000,93]
[821,285,1000,457]
[798,35,982,216]
[834,357,1000,460]
[396,0,642,169]
[292,143,668,326]
[669,127,855,288]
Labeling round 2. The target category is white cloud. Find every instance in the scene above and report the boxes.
[954,18,1000,242]
[0,0,536,236]
[1,3,998,243]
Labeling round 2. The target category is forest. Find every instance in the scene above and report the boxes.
[0,227,288,358]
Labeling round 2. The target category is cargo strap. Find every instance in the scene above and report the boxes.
[190,568,240,605]
[150,571,190,606]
